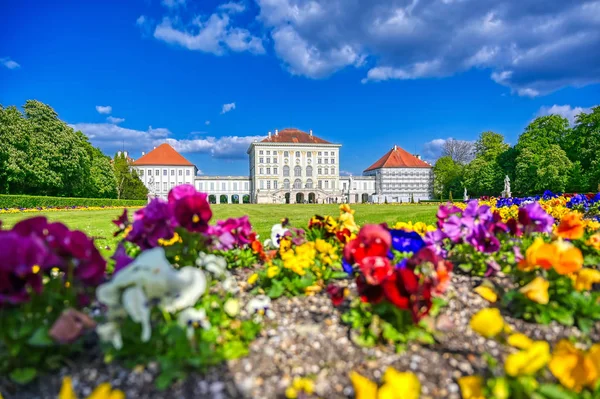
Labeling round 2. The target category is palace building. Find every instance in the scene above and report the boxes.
[132,128,433,204]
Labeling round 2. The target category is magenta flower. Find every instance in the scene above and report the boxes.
[127,199,175,249]
[209,216,253,250]
[111,243,133,275]
[172,192,212,233]
[519,203,554,234]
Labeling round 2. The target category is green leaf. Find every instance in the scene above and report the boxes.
[537,383,579,399]
[267,280,285,298]
[330,271,349,279]
[10,368,37,384]
[27,326,54,347]
[155,372,176,390]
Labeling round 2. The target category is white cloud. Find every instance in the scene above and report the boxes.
[422,139,448,162]
[161,0,185,8]
[219,2,246,13]
[95,105,112,114]
[256,0,600,95]
[537,104,593,124]
[136,15,147,26]
[153,13,264,55]
[205,120,211,125]
[196,169,204,175]
[106,116,125,124]
[340,170,353,176]
[1,57,20,69]
[221,102,236,114]
[70,122,263,160]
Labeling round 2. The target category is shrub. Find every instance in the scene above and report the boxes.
[0,194,146,209]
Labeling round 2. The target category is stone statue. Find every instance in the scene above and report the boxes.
[147,176,156,203]
[502,175,511,198]
[463,187,468,201]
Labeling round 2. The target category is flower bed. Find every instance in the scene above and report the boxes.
[1,187,599,398]
[0,205,142,214]
[0,194,146,210]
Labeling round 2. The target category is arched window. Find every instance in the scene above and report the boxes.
[283,165,290,177]
[284,179,290,189]
[294,179,302,189]
[305,179,313,189]
[331,167,335,175]
[284,151,289,157]
[295,151,301,157]
[318,168,322,175]
[294,166,302,177]
[307,152,312,157]
[306,165,313,176]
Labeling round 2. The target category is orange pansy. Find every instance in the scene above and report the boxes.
[553,240,584,275]
[556,213,585,240]
[518,237,555,271]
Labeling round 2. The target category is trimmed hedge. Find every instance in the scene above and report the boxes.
[0,194,146,209]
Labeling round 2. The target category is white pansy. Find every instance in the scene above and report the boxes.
[223,298,240,317]
[162,266,207,313]
[122,286,152,342]
[177,308,211,340]
[246,295,275,320]
[222,274,239,293]
[196,253,227,278]
[96,322,123,350]
[269,224,288,248]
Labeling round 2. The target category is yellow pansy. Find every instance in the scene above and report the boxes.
[469,308,504,338]
[505,341,550,377]
[285,377,314,398]
[457,376,485,399]
[587,233,600,250]
[519,277,549,305]
[507,333,533,350]
[350,371,378,399]
[305,284,322,295]
[59,377,125,399]
[549,340,598,392]
[474,285,497,303]
[267,265,280,278]
[378,367,421,399]
[339,204,354,215]
[339,212,359,233]
[247,273,258,285]
[572,268,600,291]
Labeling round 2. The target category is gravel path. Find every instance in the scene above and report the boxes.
[3,272,596,399]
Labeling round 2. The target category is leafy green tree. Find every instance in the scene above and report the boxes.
[474,131,509,161]
[113,153,148,200]
[463,131,509,196]
[0,105,30,194]
[88,147,117,198]
[516,115,570,151]
[565,107,600,191]
[433,156,463,199]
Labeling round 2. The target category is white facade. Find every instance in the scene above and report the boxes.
[134,164,196,200]
[247,130,344,204]
[340,176,377,203]
[194,176,251,204]
[366,167,434,203]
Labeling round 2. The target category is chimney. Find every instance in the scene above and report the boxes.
[153,146,156,150]
[268,131,272,138]
[124,151,128,158]
[393,145,397,151]
[142,151,145,156]
[416,154,421,159]
[275,129,279,136]
[309,129,313,136]
[117,151,121,156]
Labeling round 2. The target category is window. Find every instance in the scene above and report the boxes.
[306,179,313,189]
[210,182,215,190]
[318,158,322,164]
[178,170,183,176]
[284,151,289,157]
[284,179,290,189]
[273,158,278,163]
[260,168,264,175]
[266,151,270,155]
[294,166,301,177]
[245,182,249,190]
[323,168,328,175]
[318,168,322,174]
[325,158,329,164]
[163,169,167,176]
[147,169,151,175]
[140,170,144,176]
[364,182,367,190]
[274,167,278,174]
[318,152,322,156]
[307,152,311,157]
[267,167,271,175]
[163,182,167,191]
[259,150,263,155]
[171,170,175,176]
[233,182,238,191]
[266,157,270,164]
[295,151,300,157]
[306,165,313,176]
[198,182,203,190]
[260,180,264,189]
[267,181,271,189]
[222,182,226,191]
[343,183,347,190]
[259,157,264,163]
[331,167,335,175]
[318,180,322,189]
[186,170,190,176]
[155,169,159,176]
[294,179,302,189]
[283,165,290,177]
[331,158,335,164]
[325,180,329,189]
[274,181,278,189]
[155,182,160,191]
[170,182,175,188]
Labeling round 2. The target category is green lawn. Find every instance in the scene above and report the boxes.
[0,204,438,257]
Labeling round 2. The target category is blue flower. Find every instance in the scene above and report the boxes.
[389,229,425,253]
[342,258,354,276]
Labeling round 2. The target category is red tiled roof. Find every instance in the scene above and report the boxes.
[260,128,331,144]
[364,145,431,172]
[132,143,194,166]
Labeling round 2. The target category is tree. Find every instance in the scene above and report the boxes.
[433,156,463,198]
[113,153,148,200]
[474,131,510,161]
[565,107,600,191]
[442,139,474,165]
[88,147,117,198]
[463,131,509,196]
[516,115,570,151]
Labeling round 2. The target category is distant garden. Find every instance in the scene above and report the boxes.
[0,100,147,200]
[434,106,600,199]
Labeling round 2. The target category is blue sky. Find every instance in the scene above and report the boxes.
[1,0,599,176]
